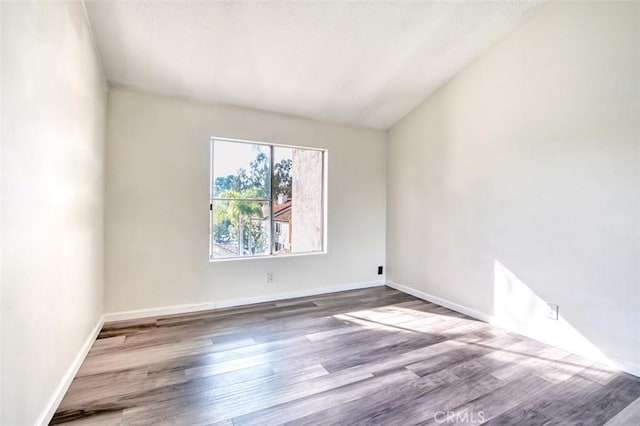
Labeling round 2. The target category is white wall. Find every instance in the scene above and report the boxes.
[105,88,386,314]
[1,1,107,424]
[387,1,640,370]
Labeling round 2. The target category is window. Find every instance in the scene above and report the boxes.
[210,138,326,260]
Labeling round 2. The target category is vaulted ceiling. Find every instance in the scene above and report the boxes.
[85,1,541,129]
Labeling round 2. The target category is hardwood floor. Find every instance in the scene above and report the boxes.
[51,286,640,425]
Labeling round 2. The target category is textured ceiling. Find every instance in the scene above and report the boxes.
[85,1,541,129]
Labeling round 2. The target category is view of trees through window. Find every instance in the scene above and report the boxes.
[210,139,324,259]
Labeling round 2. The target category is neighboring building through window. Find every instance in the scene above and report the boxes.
[210,138,326,259]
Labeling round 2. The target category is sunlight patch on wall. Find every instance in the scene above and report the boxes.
[492,260,611,365]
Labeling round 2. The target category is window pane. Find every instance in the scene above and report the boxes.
[213,140,270,199]
[273,147,323,254]
[212,200,271,258]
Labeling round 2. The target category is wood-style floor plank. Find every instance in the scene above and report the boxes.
[51,286,640,425]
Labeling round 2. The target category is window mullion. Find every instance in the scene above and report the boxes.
[269,144,275,255]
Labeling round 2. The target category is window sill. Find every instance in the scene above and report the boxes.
[209,250,327,263]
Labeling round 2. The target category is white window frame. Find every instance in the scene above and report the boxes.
[209,137,328,261]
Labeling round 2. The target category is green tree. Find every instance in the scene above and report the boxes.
[213,188,267,255]
[214,167,253,196]
[249,152,270,194]
[273,158,292,198]
[214,175,235,197]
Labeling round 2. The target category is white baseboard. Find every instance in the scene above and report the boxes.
[36,314,105,426]
[104,281,385,323]
[386,280,640,378]
[214,281,384,309]
[104,301,219,322]
[606,354,640,378]
[386,280,492,323]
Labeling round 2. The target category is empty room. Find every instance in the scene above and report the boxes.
[1,0,639,425]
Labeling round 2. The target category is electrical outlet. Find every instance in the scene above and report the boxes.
[377,266,383,275]
[546,303,559,320]
[267,272,274,283]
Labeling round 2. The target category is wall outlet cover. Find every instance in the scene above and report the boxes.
[546,303,559,320]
